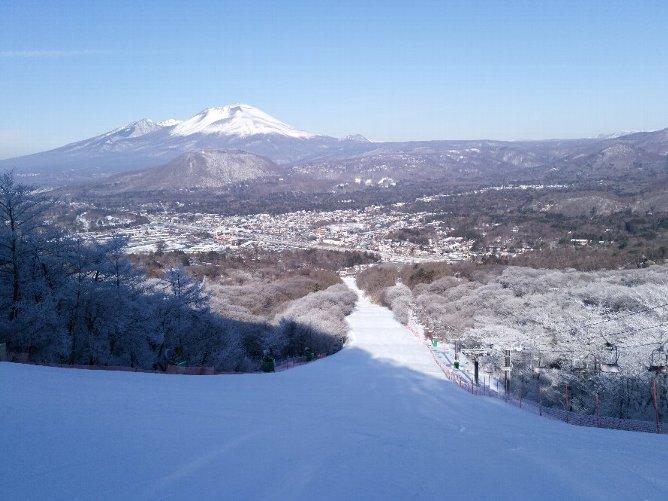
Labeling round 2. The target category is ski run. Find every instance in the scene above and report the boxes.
[1,276,666,500]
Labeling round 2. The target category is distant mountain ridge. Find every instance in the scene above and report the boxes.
[1,103,666,187]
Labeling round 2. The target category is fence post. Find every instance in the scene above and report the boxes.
[651,378,661,434]
[538,374,543,416]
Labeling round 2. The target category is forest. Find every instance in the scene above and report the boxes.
[0,174,356,372]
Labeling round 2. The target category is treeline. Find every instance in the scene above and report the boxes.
[0,174,356,372]
[486,243,667,271]
[404,182,668,270]
[130,246,378,281]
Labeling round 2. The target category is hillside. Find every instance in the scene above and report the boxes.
[1,277,666,499]
[88,149,282,191]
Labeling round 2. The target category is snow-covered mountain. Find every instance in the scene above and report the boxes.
[171,104,315,138]
[63,118,167,152]
[0,104,339,184]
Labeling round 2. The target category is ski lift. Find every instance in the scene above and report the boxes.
[482,362,494,375]
[463,348,488,387]
[600,342,620,373]
[648,346,667,374]
[530,351,542,376]
[571,358,587,373]
[502,349,512,372]
[572,353,598,375]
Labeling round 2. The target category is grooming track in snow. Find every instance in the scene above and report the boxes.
[1,277,667,499]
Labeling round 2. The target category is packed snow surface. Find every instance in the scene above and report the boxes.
[1,277,666,500]
[170,104,315,138]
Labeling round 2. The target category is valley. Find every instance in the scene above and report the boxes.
[2,103,663,271]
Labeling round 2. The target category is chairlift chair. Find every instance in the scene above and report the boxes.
[600,343,620,373]
[648,346,668,374]
[530,352,542,376]
[502,349,512,372]
[572,353,599,375]
[571,357,587,373]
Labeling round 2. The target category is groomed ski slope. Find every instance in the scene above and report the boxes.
[1,277,667,500]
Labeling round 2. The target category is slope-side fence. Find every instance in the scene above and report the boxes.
[404,322,665,434]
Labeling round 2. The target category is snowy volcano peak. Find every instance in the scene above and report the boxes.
[170,103,315,139]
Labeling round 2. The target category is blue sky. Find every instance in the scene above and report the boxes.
[1,0,667,158]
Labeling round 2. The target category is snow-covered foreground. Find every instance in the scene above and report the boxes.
[1,277,667,500]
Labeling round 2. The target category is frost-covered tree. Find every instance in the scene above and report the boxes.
[381,283,412,324]
[362,261,668,420]
[0,172,62,355]
[274,283,357,357]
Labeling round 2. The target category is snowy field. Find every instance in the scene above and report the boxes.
[1,277,667,500]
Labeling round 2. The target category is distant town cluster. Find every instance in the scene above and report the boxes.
[79,205,474,262]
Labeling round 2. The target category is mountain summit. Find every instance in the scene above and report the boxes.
[171,104,315,139]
